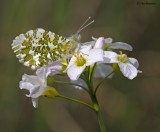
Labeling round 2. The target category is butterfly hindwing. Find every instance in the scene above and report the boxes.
[12,28,71,70]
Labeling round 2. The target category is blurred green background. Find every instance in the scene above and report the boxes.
[0,0,160,132]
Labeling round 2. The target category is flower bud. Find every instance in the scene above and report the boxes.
[94,37,104,49]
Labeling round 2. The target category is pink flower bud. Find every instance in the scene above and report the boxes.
[94,37,104,49]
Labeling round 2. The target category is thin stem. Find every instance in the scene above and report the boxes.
[53,80,89,93]
[97,109,107,132]
[88,89,107,132]
[58,95,95,111]
[94,71,114,94]
[88,66,91,81]
[89,64,97,83]
[80,74,87,81]
[84,66,107,132]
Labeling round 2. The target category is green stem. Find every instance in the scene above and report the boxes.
[94,71,114,95]
[58,95,95,111]
[96,108,107,132]
[85,65,107,132]
[89,64,97,84]
[90,93,107,132]
[53,80,89,93]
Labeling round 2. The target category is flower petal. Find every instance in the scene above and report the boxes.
[104,51,118,63]
[118,62,138,79]
[28,85,45,98]
[19,81,34,90]
[80,44,92,55]
[86,49,104,66]
[94,63,114,78]
[36,67,47,79]
[82,41,95,47]
[109,42,133,51]
[67,65,86,80]
[22,74,40,85]
[47,61,62,76]
[127,57,139,68]
[104,38,113,43]
[67,56,76,69]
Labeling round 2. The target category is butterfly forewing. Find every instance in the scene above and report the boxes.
[12,28,71,70]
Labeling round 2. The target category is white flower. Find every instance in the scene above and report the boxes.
[91,37,113,78]
[19,67,59,108]
[67,45,104,80]
[91,37,133,51]
[104,51,141,79]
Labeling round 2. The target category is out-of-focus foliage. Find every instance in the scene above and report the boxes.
[0,0,159,132]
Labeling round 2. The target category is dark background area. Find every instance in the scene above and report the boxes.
[0,0,159,132]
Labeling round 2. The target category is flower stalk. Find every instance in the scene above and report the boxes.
[94,70,114,95]
[86,65,107,132]
[58,94,95,111]
[53,80,89,93]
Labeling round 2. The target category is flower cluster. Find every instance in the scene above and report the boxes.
[66,36,141,80]
[12,27,141,108]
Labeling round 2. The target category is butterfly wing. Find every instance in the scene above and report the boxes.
[11,28,71,70]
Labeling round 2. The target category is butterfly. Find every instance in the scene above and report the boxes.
[11,17,94,70]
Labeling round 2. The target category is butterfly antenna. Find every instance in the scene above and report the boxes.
[76,17,94,35]
[78,17,91,30]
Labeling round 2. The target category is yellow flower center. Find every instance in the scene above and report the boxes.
[104,42,110,51]
[117,51,127,63]
[74,52,87,66]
